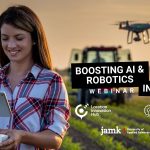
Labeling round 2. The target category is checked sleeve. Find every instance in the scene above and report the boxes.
[42,73,70,138]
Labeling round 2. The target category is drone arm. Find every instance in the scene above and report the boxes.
[127,31,133,44]
[142,30,149,44]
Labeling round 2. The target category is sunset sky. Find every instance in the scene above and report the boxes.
[0,0,150,69]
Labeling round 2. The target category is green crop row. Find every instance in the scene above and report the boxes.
[71,107,150,149]
[94,96,149,123]
[109,105,150,124]
[90,115,150,149]
[83,110,150,149]
[61,135,82,150]
[70,117,135,150]
[99,109,150,131]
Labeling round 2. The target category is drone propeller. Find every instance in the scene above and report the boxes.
[114,20,135,25]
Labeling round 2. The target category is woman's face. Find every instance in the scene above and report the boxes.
[1,23,33,64]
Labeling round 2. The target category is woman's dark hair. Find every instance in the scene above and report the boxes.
[0,5,52,69]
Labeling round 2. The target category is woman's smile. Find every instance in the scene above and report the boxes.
[8,49,21,56]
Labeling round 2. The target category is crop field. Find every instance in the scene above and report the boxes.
[61,81,150,150]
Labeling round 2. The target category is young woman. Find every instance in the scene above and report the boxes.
[0,5,70,150]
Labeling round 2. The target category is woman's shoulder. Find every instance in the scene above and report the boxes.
[31,64,62,81]
[40,68,63,81]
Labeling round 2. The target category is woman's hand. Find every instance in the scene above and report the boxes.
[0,129,24,150]
[0,129,62,149]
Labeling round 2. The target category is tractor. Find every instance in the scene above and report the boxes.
[69,46,132,105]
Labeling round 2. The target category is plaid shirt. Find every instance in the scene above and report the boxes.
[0,64,70,150]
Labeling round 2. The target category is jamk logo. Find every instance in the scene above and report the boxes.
[144,105,150,117]
[101,126,122,136]
[75,104,89,119]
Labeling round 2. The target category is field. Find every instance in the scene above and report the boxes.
[61,80,150,150]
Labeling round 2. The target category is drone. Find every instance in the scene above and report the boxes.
[116,21,150,44]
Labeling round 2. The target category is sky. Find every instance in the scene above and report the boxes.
[0,0,150,69]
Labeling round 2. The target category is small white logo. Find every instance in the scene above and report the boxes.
[144,105,150,117]
[101,126,121,136]
[75,104,89,119]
